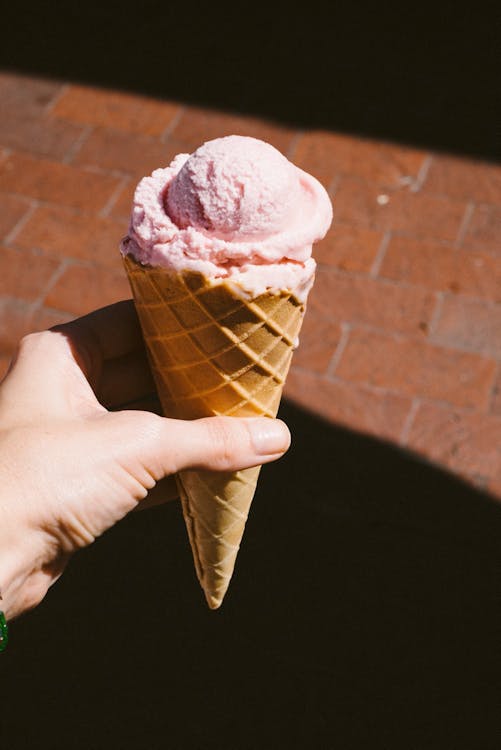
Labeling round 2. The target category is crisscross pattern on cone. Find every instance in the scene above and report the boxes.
[123,254,305,607]
[179,466,261,609]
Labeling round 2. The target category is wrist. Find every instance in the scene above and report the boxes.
[0,523,50,621]
[0,537,33,621]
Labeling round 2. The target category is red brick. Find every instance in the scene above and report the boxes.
[486,477,501,501]
[0,299,74,358]
[315,224,382,273]
[293,131,427,189]
[432,296,501,359]
[407,402,501,481]
[30,306,74,330]
[0,193,32,239]
[44,264,131,316]
[0,73,64,116]
[379,236,501,302]
[73,127,172,177]
[423,155,501,204]
[336,328,496,409]
[153,140,193,167]
[108,180,135,221]
[333,177,467,242]
[0,246,61,301]
[308,268,435,335]
[0,297,35,351]
[291,312,342,374]
[461,204,501,256]
[0,152,121,212]
[14,205,126,269]
[285,369,411,441]
[51,85,181,136]
[0,112,85,161]
[169,106,295,156]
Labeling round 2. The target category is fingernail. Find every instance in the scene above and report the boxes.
[248,419,291,456]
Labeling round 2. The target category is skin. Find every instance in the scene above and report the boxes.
[0,301,290,621]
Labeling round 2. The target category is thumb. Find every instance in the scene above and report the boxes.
[105,412,291,478]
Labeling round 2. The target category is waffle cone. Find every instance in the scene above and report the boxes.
[123,254,305,608]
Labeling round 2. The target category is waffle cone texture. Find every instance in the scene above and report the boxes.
[123,254,306,608]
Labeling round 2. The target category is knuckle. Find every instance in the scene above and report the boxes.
[141,411,164,440]
[18,330,51,353]
[205,417,242,470]
[115,409,160,438]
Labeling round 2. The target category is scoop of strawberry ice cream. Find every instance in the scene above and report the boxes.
[121,135,332,300]
[165,136,302,241]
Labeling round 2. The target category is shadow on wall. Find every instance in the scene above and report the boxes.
[0,2,498,161]
[1,400,499,749]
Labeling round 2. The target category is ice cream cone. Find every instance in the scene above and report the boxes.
[119,134,332,607]
[123,254,306,608]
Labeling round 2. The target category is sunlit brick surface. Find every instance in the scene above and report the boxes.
[1,72,500,496]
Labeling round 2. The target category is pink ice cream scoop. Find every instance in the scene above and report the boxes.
[122,135,332,300]
[166,136,303,241]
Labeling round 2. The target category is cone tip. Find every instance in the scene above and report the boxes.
[205,592,224,610]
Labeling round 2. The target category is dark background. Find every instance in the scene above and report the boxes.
[1,401,500,749]
[1,4,500,748]
[1,1,499,160]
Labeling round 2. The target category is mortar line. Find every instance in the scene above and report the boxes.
[326,323,351,377]
[3,201,38,245]
[328,173,342,196]
[411,154,433,192]
[298,310,499,356]
[317,259,450,293]
[44,83,70,115]
[289,366,498,416]
[33,258,71,306]
[62,125,94,164]
[454,201,475,247]
[370,230,392,277]
[427,292,445,338]
[399,397,421,445]
[160,105,186,142]
[286,130,304,160]
[99,176,130,218]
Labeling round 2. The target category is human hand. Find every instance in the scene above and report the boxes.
[0,301,290,621]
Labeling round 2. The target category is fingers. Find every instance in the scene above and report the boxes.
[1,329,98,417]
[198,416,291,470]
[6,301,160,418]
[55,300,144,361]
[52,300,144,385]
[135,476,179,511]
[4,300,144,401]
[116,411,290,479]
[166,417,290,471]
